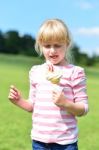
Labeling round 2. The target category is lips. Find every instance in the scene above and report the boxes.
[50,55,58,59]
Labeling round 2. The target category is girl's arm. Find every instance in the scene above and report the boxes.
[52,67,89,116]
[53,91,88,116]
[8,85,33,112]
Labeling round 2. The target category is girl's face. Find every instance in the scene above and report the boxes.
[42,43,67,65]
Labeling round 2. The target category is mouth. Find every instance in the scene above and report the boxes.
[50,55,58,59]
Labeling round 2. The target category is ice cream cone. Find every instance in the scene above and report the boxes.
[46,70,62,84]
[53,84,63,92]
[46,67,63,92]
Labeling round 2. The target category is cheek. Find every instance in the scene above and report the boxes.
[59,50,66,58]
[42,49,49,57]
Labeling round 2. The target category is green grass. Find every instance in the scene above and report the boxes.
[0,54,43,150]
[78,67,99,150]
[0,54,99,150]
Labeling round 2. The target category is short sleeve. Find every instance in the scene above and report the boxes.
[72,67,89,115]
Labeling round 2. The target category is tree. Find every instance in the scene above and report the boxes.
[70,44,81,64]
[4,31,21,54]
[0,31,5,53]
[69,44,96,66]
[86,54,96,66]
[20,34,38,56]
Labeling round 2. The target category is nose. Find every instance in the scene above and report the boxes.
[50,46,56,53]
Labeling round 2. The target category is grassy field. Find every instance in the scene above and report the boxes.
[78,66,99,150]
[0,54,99,150]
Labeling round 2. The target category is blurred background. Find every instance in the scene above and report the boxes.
[0,0,99,150]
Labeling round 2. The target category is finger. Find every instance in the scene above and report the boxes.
[8,94,16,100]
[8,93,18,101]
[52,91,58,95]
[48,64,54,72]
[10,85,18,93]
[10,88,18,96]
[52,93,58,100]
[46,61,54,72]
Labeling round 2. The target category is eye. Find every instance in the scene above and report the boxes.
[54,44,62,48]
[43,44,51,48]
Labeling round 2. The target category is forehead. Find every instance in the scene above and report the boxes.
[42,42,64,45]
[39,33,66,45]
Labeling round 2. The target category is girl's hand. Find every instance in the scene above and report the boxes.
[8,85,33,112]
[46,61,54,72]
[8,85,22,104]
[52,90,66,107]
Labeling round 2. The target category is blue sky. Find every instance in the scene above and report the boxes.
[0,0,99,56]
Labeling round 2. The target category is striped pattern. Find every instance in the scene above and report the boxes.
[28,63,88,144]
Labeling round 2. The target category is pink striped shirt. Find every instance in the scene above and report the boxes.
[28,63,88,144]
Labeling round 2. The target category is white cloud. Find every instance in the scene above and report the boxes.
[76,1,94,10]
[95,47,99,55]
[80,47,99,56]
[75,27,99,36]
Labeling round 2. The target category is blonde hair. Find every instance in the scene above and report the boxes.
[35,19,73,62]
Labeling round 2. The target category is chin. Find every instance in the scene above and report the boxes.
[52,62,60,65]
[49,59,61,65]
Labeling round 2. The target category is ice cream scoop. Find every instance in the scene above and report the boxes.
[46,69,62,84]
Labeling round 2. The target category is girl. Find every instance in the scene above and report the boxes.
[8,19,89,150]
